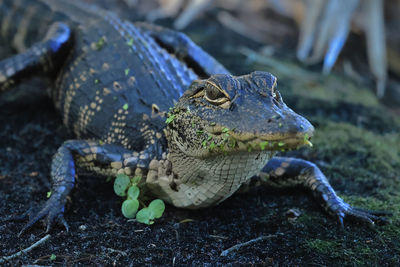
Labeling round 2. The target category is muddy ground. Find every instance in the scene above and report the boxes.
[1,2,400,266]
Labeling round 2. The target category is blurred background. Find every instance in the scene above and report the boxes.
[85,0,400,111]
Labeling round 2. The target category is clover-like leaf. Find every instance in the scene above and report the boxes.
[148,199,165,219]
[136,208,155,225]
[114,174,131,197]
[127,185,140,200]
[121,199,139,218]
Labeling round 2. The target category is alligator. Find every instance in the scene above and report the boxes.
[0,0,388,235]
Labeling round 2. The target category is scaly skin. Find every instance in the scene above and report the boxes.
[0,0,389,235]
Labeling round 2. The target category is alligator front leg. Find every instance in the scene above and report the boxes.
[256,157,389,225]
[19,140,156,236]
[0,22,72,93]
[136,22,230,77]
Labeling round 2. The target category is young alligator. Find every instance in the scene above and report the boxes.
[0,0,387,235]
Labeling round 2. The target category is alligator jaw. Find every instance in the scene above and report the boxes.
[203,125,314,153]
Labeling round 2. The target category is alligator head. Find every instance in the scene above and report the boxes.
[161,71,314,207]
[166,71,313,157]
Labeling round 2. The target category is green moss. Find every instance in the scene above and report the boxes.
[296,120,400,265]
[313,122,400,178]
[303,235,400,265]
[341,195,396,213]
[304,239,343,257]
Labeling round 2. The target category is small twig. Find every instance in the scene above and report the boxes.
[0,234,51,263]
[220,234,278,257]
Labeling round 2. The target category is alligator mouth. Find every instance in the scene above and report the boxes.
[230,134,313,152]
[204,125,313,152]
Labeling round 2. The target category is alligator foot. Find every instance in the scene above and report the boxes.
[0,22,72,94]
[136,22,230,77]
[18,194,69,237]
[335,205,391,227]
[259,157,392,226]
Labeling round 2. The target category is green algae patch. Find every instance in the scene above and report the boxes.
[294,120,400,266]
[341,195,397,214]
[303,239,343,257]
[303,238,380,265]
[312,122,400,180]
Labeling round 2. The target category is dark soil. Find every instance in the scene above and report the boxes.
[1,1,400,266]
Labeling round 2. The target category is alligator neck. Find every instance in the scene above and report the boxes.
[147,142,275,209]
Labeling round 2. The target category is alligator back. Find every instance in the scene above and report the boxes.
[0,0,199,150]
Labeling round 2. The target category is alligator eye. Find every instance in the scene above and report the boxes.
[204,83,230,106]
[205,87,224,100]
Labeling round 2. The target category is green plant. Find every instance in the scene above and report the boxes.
[113,174,165,224]
[136,199,165,225]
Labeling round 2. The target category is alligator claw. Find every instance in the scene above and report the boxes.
[57,215,70,233]
[335,204,391,227]
[337,214,344,228]
[18,195,68,236]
